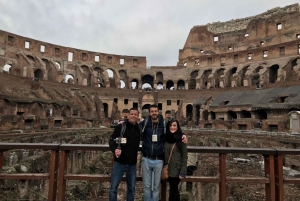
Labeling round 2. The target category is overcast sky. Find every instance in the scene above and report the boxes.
[0,0,298,66]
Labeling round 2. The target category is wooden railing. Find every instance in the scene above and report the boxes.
[0,143,300,201]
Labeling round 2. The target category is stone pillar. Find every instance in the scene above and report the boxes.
[185,82,188,90]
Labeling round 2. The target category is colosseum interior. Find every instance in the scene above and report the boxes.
[1,3,300,201]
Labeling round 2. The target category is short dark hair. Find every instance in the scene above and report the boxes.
[130,108,139,114]
[148,104,158,112]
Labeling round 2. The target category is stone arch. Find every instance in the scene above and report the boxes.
[227,111,237,120]
[202,70,212,89]
[131,79,138,89]
[30,102,43,116]
[107,68,117,88]
[34,69,43,80]
[61,105,71,117]
[156,72,163,82]
[27,55,35,62]
[65,74,75,84]
[177,80,185,90]
[189,70,198,89]
[186,104,193,120]
[240,65,249,86]
[240,110,251,118]
[216,68,225,88]
[156,81,163,90]
[269,65,279,83]
[252,66,263,86]
[55,62,61,69]
[142,74,154,89]
[45,104,59,117]
[227,67,237,87]
[94,67,105,87]
[119,70,127,88]
[102,103,108,118]
[166,80,174,90]
[81,65,92,86]
[42,59,56,82]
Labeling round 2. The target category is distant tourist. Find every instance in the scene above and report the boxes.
[164,119,187,201]
[108,108,141,201]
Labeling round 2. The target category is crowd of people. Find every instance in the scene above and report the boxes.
[109,104,188,201]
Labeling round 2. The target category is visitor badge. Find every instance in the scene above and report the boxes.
[152,135,158,142]
[121,138,127,144]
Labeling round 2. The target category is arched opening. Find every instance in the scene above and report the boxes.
[227,67,237,87]
[177,80,185,90]
[269,65,279,83]
[81,65,92,86]
[55,62,61,69]
[3,64,12,73]
[189,70,198,89]
[255,110,267,120]
[202,70,212,89]
[34,69,43,80]
[227,111,237,120]
[210,111,216,120]
[142,74,154,89]
[65,74,74,84]
[186,104,193,121]
[216,68,225,88]
[166,80,174,90]
[107,69,117,88]
[61,106,71,117]
[131,79,138,89]
[240,110,251,118]
[156,72,163,82]
[156,81,163,90]
[119,70,127,88]
[103,103,108,118]
[202,109,208,121]
[240,66,249,86]
[27,55,35,62]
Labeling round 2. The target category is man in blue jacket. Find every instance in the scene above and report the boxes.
[140,104,187,201]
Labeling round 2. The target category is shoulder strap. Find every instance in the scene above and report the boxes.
[142,117,149,133]
[163,120,166,134]
[167,143,176,164]
[120,123,126,138]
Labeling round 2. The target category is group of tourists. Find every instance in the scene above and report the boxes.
[109,104,188,201]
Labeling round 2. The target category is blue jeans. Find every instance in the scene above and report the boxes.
[109,161,137,201]
[141,156,164,201]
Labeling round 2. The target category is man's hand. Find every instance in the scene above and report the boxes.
[182,135,188,144]
[115,149,122,158]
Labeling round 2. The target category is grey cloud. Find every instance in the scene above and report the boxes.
[0,0,298,66]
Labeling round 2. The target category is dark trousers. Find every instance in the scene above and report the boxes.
[168,177,181,201]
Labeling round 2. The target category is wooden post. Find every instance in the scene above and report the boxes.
[48,150,59,201]
[219,153,226,201]
[264,155,275,201]
[57,150,68,201]
[274,154,284,201]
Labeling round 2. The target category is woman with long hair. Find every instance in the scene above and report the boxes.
[164,119,188,201]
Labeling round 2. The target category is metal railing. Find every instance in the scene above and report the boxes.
[0,143,300,201]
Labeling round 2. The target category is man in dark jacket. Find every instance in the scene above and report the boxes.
[140,104,187,201]
[109,108,140,201]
